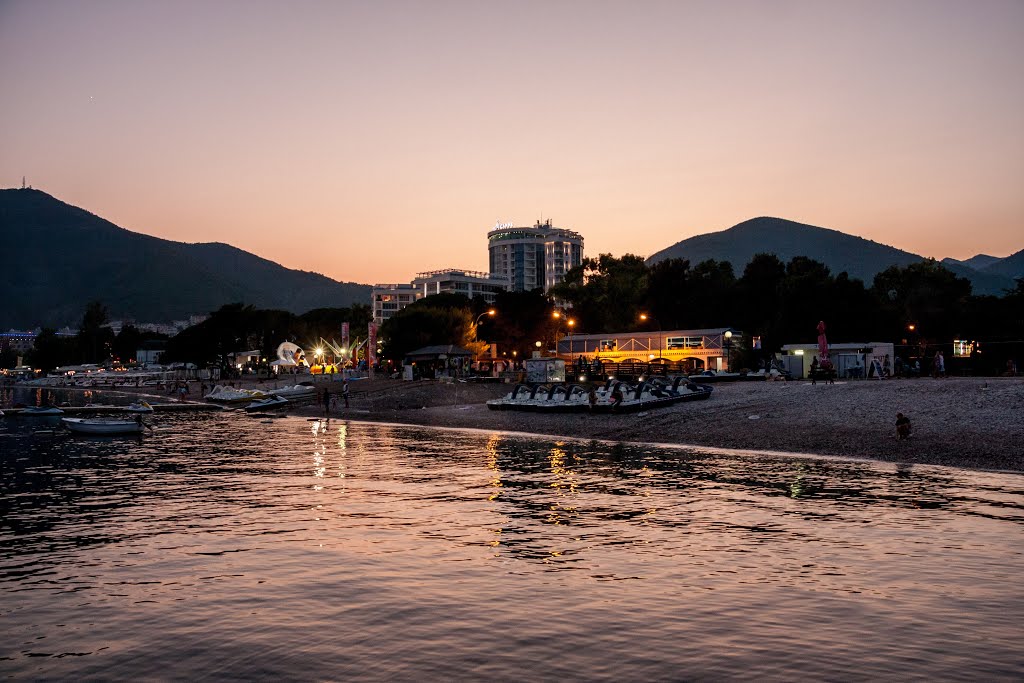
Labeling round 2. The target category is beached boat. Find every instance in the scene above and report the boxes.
[204,385,268,403]
[19,406,65,416]
[487,377,713,413]
[126,401,154,413]
[244,395,289,412]
[267,384,316,399]
[62,417,146,434]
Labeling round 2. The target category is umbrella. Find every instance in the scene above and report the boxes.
[816,320,832,369]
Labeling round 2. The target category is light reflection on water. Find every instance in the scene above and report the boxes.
[0,412,1022,681]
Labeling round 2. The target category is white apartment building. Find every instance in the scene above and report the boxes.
[372,269,510,325]
[487,219,584,293]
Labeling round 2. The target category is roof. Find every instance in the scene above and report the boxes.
[404,344,475,360]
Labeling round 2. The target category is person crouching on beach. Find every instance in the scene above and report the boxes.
[610,384,624,412]
[895,412,911,440]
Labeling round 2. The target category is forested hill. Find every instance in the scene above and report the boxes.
[647,217,1017,296]
[0,188,370,328]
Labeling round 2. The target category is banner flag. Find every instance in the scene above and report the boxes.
[367,323,377,366]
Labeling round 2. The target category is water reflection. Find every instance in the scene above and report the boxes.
[0,415,1021,680]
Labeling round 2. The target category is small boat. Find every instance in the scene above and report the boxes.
[20,406,65,416]
[62,417,146,435]
[245,395,289,412]
[126,401,154,413]
[267,384,316,399]
[204,385,268,403]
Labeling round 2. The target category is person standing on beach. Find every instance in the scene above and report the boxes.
[323,387,331,416]
[588,386,598,412]
[342,380,350,408]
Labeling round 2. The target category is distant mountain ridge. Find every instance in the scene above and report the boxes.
[0,188,371,329]
[647,217,1019,296]
[978,247,1024,281]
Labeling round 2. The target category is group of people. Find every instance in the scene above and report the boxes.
[320,380,350,415]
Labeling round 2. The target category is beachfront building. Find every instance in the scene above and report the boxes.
[488,219,584,293]
[372,283,419,326]
[0,330,38,355]
[412,269,509,301]
[372,270,510,326]
[780,342,895,379]
[555,327,741,372]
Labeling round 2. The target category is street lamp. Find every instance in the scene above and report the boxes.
[639,313,662,361]
[552,310,573,358]
[723,330,733,372]
[474,308,496,328]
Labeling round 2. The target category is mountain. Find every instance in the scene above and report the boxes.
[979,248,1024,281]
[0,188,371,329]
[647,217,1017,296]
[960,254,1002,271]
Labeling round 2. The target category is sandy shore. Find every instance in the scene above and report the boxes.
[102,375,1024,472]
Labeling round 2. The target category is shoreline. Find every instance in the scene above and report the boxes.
[290,376,1024,473]
[16,375,1023,473]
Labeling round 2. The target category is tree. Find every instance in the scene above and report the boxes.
[736,254,786,350]
[551,254,649,333]
[871,260,972,346]
[379,294,483,363]
[77,301,113,364]
[645,258,691,329]
[26,329,77,372]
[483,290,553,358]
[683,259,737,328]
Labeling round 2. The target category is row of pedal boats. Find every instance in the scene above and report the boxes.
[487,376,713,412]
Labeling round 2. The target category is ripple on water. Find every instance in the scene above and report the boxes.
[0,413,1022,680]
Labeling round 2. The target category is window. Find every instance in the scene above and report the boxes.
[666,336,703,349]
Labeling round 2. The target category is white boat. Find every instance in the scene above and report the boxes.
[20,406,65,416]
[62,417,146,435]
[204,385,268,403]
[244,395,289,412]
[267,385,316,399]
[487,377,713,413]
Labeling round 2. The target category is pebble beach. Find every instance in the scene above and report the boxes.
[86,374,1024,473]
[298,376,1024,473]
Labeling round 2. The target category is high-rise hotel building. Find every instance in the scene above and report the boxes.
[487,219,584,293]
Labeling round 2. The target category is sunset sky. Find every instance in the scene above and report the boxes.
[2,0,1022,285]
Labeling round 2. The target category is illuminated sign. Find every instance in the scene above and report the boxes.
[493,221,515,230]
[953,339,973,357]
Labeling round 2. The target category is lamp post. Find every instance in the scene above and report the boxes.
[474,308,496,330]
[723,330,733,372]
[639,313,662,361]
[552,311,575,358]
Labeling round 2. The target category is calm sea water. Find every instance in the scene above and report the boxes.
[1,402,1022,681]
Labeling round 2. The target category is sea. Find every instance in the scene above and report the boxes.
[1,388,1022,681]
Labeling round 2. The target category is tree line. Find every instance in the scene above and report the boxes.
[12,255,1022,375]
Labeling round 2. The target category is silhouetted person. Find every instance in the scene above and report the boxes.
[896,412,911,440]
[610,384,624,412]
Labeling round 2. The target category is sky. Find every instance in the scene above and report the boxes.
[1,0,1022,284]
